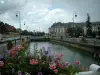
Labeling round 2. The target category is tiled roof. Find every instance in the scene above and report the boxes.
[50,22,100,28]
[50,22,85,28]
[0,24,16,32]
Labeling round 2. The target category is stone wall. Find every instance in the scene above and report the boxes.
[0,43,8,58]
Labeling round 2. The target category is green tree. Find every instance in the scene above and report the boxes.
[7,40,13,50]
[74,27,83,37]
[86,13,92,37]
[66,28,73,37]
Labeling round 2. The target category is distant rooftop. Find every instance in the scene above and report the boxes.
[50,22,100,28]
[0,22,16,33]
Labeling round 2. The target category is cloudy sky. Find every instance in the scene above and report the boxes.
[0,0,100,32]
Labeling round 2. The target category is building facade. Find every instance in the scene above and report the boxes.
[49,22,100,39]
[49,22,67,39]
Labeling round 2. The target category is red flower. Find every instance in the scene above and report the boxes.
[30,59,38,65]
[10,50,18,56]
[81,66,84,71]
[54,69,58,73]
[61,53,64,57]
[74,61,80,65]
[85,68,88,71]
[0,61,4,67]
[49,64,56,70]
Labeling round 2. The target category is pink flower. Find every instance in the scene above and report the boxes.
[56,61,61,67]
[30,59,38,65]
[10,50,18,56]
[12,55,16,59]
[59,57,63,61]
[63,62,70,67]
[74,61,80,65]
[55,53,59,57]
[34,59,38,64]
[81,66,84,71]
[59,65,64,69]
[54,69,58,73]
[49,64,56,70]
[12,45,24,51]
[61,53,64,57]
[49,65,53,69]
[0,61,4,67]
[85,68,88,71]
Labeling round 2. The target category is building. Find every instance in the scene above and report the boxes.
[0,22,18,39]
[49,22,85,39]
[49,22,100,39]
[0,23,16,33]
[83,22,100,35]
[49,22,66,39]
[91,22,100,32]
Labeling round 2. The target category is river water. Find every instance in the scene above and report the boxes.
[28,42,99,68]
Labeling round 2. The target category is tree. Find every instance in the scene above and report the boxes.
[74,27,83,37]
[86,13,92,37]
[0,21,16,34]
[92,31,96,38]
[66,28,73,37]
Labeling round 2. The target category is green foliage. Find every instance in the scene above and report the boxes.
[66,27,83,37]
[86,13,92,36]
[21,30,45,36]
[7,40,13,50]
[1,45,85,75]
[0,21,16,33]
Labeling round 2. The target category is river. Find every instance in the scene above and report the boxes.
[28,42,100,68]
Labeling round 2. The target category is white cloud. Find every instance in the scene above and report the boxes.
[0,0,100,32]
[0,0,4,4]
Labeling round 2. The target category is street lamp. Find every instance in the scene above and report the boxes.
[0,12,3,33]
[72,11,77,37]
[73,11,77,28]
[24,21,27,30]
[0,12,1,21]
[16,11,22,43]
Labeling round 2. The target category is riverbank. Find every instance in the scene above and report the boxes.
[50,39,100,54]
[30,38,50,42]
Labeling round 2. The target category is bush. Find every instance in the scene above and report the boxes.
[0,45,88,75]
[7,40,13,50]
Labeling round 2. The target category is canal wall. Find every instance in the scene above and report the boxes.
[0,43,8,58]
[30,38,50,42]
[50,39,100,53]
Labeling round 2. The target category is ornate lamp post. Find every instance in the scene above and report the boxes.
[73,11,77,27]
[0,12,3,33]
[72,11,77,37]
[16,11,22,43]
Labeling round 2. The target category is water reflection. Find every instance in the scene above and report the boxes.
[28,42,99,68]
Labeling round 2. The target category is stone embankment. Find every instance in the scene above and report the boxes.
[50,39,100,54]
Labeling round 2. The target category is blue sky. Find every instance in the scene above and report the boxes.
[0,0,100,32]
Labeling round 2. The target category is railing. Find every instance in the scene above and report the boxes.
[75,64,100,75]
[57,37,100,46]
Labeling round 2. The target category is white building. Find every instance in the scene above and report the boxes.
[83,22,100,35]
[49,22,100,38]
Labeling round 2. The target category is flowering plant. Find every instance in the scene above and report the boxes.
[0,45,88,75]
